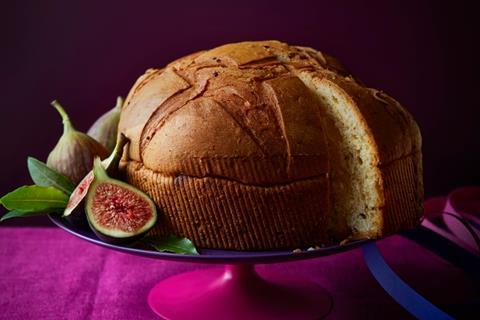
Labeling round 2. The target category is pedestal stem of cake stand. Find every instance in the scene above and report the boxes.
[222,264,257,282]
[148,262,332,320]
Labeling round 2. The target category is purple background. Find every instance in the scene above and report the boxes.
[1,0,479,220]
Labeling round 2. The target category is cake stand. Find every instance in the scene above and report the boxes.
[49,214,367,320]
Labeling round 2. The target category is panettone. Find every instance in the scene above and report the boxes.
[118,40,423,250]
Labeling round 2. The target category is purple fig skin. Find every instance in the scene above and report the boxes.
[47,100,109,185]
[87,97,123,153]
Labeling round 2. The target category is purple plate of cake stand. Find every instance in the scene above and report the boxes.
[49,213,369,320]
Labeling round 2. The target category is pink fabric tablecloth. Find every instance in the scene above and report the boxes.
[0,226,478,319]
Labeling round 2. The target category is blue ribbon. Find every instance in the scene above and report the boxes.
[362,242,454,320]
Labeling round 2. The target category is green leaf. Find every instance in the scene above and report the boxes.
[27,157,75,195]
[0,209,56,222]
[0,185,69,212]
[143,235,199,255]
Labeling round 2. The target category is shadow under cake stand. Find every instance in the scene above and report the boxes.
[49,214,367,320]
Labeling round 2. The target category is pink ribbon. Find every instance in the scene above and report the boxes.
[422,186,480,256]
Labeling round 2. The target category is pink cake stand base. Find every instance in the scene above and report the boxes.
[148,264,332,320]
[48,214,366,320]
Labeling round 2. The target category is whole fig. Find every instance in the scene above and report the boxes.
[87,96,123,153]
[47,100,109,185]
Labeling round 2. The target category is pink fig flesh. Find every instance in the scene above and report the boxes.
[63,171,94,217]
[90,182,154,234]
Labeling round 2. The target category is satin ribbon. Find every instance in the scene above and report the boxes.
[362,186,480,319]
[423,186,480,256]
[362,242,454,320]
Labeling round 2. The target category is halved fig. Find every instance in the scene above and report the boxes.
[85,157,157,243]
[63,134,128,222]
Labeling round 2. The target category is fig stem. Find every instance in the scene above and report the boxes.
[93,157,109,181]
[104,133,128,167]
[51,100,75,133]
[112,133,128,158]
[115,96,124,110]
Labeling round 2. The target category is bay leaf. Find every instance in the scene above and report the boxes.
[27,157,75,195]
[0,209,59,222]
[143,235,199,255]
[0,185,69,212]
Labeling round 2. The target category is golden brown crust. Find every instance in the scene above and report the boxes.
[119,41,331,185]
[118,68,191,161]
[297,71,420,165]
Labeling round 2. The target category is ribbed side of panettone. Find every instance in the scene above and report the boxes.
[126,161,329,250]
[380,151,424,235]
